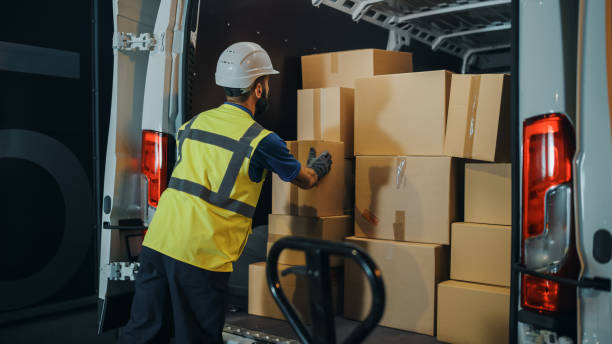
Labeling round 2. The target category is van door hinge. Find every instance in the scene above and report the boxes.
[103,262,140,281]
[112,32,164,52]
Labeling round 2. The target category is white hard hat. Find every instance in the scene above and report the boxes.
[215,42,279,90]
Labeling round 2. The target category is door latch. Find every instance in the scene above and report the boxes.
[106,262,140,281]
[112,32,164,52]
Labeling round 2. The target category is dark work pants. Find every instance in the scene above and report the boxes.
[118,246,230,344]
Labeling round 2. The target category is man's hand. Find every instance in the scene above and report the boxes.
[306,148,332,179]
[291,165,319,189]
[291,147,332,189]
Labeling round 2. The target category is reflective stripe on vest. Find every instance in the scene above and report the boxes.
[169,121,264,218]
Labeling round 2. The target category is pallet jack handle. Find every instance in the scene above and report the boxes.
[267,237,385,344]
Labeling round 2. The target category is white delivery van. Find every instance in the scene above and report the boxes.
[513,1,612,343]
[97,1,612,343]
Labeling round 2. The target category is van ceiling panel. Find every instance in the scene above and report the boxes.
[314,0,511,61]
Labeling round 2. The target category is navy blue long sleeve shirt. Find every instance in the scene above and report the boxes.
[224,102,301,183]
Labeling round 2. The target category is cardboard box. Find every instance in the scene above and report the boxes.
[272,141,347,217]
[345,158,355,214]
[248,262,342,322]
[444,74,510,162]
[301,49,413,89]
[437,280,510,344]
[298,87,354,157]
[465,163,511,225]
[354,156,458,245]
[354,70,452,156]
[451,222,511,287]
[267,214,353,266]
[344,237,449,335]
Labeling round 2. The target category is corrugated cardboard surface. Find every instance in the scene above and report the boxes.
[473,74,510,162]
[344,237,449,335]
[248,262,342,322]
[465,163,511,225]
[437,280,509,344]
[267,214,353,266]
[444,74,479,159]
[298,87,355,157]
[271,141,347,217]
[345,158,355,213]
[301,49,413,89]
[444,74,510,162]
[354,156,458,245]
[354,70,452,156]
[372,49,414,76]
[451,222,511,286]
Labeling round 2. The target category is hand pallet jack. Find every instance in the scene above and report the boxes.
[265,237,386,344]
[221,237,385,344]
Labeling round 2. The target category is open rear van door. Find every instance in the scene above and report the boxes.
[97,0,199,333]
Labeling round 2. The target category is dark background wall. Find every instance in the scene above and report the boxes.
[0,0,97,320]
[0,0,459,339]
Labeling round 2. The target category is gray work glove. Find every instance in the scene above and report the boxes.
[307,147,332,179]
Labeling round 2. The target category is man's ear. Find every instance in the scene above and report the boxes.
[254,82,263,99]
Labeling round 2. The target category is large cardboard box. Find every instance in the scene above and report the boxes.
[465,163,511,225]
[354,70,452,156]
[451,222,511,287]
[267,214,353,266]
[354,156,458,245]
[437,280,510,344]
[272,141,347,217]
[301,49,413,89]
[298,87,355,157]
[344,237,449,335]
[248,262,342,322]
[444,74,510,162]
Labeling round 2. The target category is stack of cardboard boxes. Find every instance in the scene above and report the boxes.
[248,49,413,322]
[344,69,455,336]
[437,74,512,344]
[248,48,511,342]
[343,65,511,340]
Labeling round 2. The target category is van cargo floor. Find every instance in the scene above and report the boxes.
[225,311,441,344]
[0,305,441,343]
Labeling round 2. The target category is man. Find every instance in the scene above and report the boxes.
[118,42,332,343]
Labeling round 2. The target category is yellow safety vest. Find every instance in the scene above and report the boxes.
[143,103,272,272]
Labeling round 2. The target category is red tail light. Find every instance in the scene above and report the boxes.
[521,113,579,312]
[141,130,170,208]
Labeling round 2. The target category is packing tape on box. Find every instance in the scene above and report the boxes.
[396,158,406,189]
[393,210,406,241]
[463,75,481,157]
[358,158,406,228]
